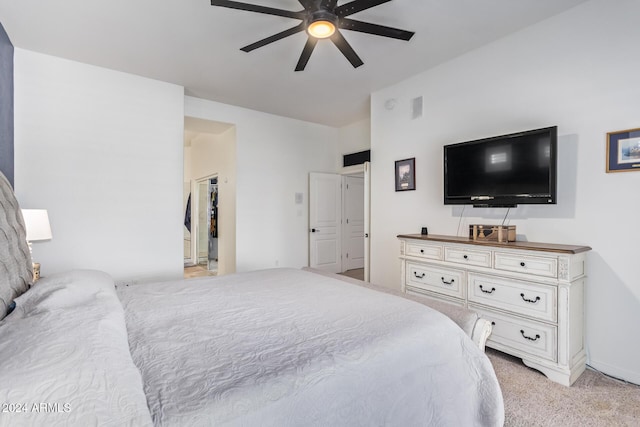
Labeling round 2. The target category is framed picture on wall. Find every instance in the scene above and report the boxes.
[395,158,415,191]
[607,127,640,173]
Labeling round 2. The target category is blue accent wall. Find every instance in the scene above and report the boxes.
[0,22,14,187]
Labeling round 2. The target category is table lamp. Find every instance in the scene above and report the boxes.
[21,209,53,280]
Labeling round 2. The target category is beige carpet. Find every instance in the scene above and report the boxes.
[487,349,640,426]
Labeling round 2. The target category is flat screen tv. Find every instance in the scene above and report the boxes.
[444,126,557,207]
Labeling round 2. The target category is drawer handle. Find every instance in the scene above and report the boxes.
[413,271,426,279]
[520,262,526,267]
[441,277,455,285]
[479,285,496,294]
[520,293,541,304]
[463,255,469,260]
[520,330,541,342]
[420,249,425,254]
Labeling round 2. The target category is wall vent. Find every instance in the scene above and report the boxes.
[411,96,423,119]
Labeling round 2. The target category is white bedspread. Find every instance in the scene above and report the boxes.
[0,270,152,427]
[119,268,504,426]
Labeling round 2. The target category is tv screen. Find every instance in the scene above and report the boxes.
[444,126,557,207]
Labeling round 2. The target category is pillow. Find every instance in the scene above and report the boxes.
[0,269,153,426]
[0,171,33,320]
[13,269,117,315]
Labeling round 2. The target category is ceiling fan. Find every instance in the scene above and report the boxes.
[210,0,415,71]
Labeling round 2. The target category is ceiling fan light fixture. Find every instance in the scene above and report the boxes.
[307,20,335,39]
[210,0,415,71]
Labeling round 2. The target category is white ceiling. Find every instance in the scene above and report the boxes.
[0,0,588,127]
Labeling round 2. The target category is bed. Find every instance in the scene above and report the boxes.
[0,171,504,426]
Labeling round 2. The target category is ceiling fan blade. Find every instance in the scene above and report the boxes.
[320,0,339,10]
[241,23,306,52]
[295,37,319,72]
[297,0,315,10]
[335,0,391,17]
[339,18,414,41]
[330,31,364,68]
[211,0,304,20]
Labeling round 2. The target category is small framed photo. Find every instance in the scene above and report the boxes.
[607,128,640,173]
[395,158,415,191]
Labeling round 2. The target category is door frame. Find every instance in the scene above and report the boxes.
[308,163,371,281]
[363,161,371,282]
[340,162,370,281]
[191,173,218,267]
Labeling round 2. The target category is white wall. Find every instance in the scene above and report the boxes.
[370,0,640,383]
[183,143,192,257]
[187,127,237,275]
[185,96,338,272]
[14,49,185,283]
[336,117,371,170]
[12,49,337,281]
[183,143,193,182]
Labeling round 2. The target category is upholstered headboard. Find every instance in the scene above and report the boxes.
[0,23,14,186]
[0,171,33,320]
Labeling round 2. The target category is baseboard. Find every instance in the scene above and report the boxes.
[588,359,640,386]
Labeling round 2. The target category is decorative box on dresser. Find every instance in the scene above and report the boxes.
[398,234,591,386]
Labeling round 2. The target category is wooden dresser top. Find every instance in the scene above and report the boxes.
[397,234,592,254]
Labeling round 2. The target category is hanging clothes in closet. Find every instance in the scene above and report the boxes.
[184,193,192,232]
[208,179,219,262]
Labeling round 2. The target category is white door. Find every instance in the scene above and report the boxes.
[309,172,342,273]
[344,175,365,271]
[364,161,371,282]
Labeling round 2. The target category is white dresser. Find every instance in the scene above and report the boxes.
[398,234,591,386]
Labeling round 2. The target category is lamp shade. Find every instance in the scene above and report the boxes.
[21,209,52,242]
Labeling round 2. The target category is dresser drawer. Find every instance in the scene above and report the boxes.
[445,246,492,268]
[468,273,557,322]
[472,306,557,362]
[405,242,443,260]
[406,262,465,299]
[494,252,557,278]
